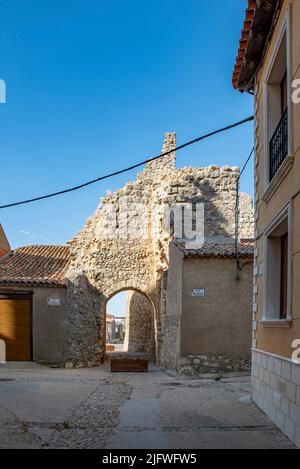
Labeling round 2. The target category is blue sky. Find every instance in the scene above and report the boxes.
[107,292,127,318]
[0,0,253,251]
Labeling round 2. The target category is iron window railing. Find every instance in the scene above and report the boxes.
[269,107,288,181]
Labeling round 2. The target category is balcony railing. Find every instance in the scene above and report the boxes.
[269,107,288,181]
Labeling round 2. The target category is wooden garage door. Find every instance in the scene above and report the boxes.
[0,298,31,361]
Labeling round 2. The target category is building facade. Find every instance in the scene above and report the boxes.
[0,245,71,363]
[161,240,253,375]
[233,0,300,447]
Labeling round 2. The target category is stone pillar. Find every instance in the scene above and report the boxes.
[65,271,102,367]
[124,291,155,354]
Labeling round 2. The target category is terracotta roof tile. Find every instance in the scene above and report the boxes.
[0,245,70,288]
[232,0,281,92]
[174,241,254,259]
[233,0,256,90]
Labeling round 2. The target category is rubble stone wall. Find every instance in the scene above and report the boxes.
[160,315,181,370]
[65,271,102,367]
[176,354,251,376]
[124,291,155,354]
[66,133,254,367]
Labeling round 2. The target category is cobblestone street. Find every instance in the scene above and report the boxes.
[0,362,294,449]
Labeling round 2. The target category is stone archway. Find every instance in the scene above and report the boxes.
[65,132,254,368]
[103,286,156,357]
[100,281,157,359]
[65,134,178,367]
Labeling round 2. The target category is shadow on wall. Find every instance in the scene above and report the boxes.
[172,178,232,241]
[164,176,239,244]
[193,179,231,239]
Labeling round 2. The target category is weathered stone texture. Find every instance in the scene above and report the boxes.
[160,315,180,370]
[124,291,154,354]
[66,132,254,366]
[65,271,102,367]
[177,354,251,376]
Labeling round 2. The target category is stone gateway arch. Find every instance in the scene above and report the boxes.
[64,133,253,368]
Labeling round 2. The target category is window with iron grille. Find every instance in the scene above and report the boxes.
[269,106,288,180]
[264,24,291,185]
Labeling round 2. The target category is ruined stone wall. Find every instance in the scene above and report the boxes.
[124,291,154,354]
[176,354,251,376]
[65,271,102,367]
[67,132,254,366]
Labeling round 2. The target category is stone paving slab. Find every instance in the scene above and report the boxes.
[0,362,295,449]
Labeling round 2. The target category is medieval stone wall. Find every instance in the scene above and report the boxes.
[66,132,254,366]
[176,354,251,376]
[65,271,102,367]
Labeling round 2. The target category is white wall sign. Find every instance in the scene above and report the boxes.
[191,288,206,298]
[47,297,61,306]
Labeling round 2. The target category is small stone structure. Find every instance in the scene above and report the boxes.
[67,132,254,369]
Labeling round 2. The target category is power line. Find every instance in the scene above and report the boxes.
[234,146,255,280]
[0,115,254,210]
[239,147,254,180]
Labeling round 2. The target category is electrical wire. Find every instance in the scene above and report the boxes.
[235,147,255,280]
[0,115,254,210]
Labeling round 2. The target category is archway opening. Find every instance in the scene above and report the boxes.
[105,288,155,358]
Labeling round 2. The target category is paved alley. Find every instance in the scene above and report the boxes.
[0,362,294,449]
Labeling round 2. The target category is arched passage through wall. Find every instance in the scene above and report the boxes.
[103,286,156,358]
